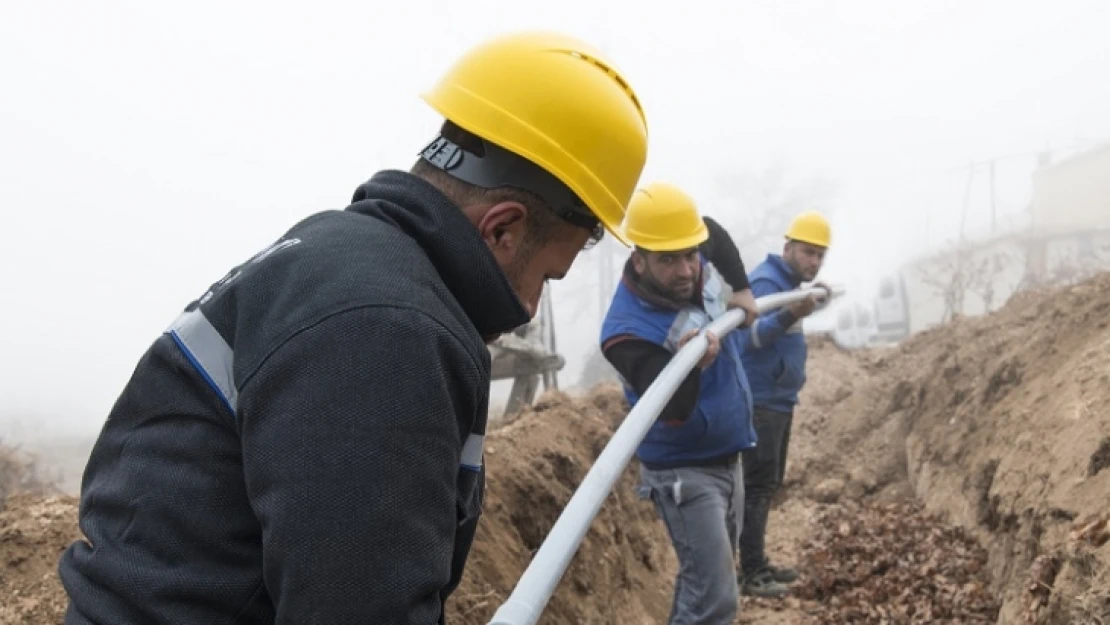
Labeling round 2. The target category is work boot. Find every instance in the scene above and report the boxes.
[766,563,799,584]
[740,569,790,598]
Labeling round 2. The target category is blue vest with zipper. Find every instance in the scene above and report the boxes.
[600,262,756,468]
[742,254,808,413]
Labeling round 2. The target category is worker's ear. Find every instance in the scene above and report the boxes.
[476,201,528,256]
[631,249,648,275]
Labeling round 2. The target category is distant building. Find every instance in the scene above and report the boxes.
[895,142,1110,334]
[1025,142,1110,284]
[815,142,1110,343]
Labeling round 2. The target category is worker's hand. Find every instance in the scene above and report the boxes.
[789,295,818,319]
[678,328,720,370]
[812,281,833,311]
[726,288,759,328]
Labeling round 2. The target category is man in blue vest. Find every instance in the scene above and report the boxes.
[599,183,806,624]
[737,211,831,597]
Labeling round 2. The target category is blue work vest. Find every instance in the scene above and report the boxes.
[600,262,756,467]
[742,254,808,412]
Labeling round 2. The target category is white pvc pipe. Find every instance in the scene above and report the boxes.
[487,285,842,625]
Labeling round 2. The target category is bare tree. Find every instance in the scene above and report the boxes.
[1048,234,1110,286]
[917,244,973,323]
[918,242,1022,323]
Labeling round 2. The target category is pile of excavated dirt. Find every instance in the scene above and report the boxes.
[0,494,79,624]
[788,272,1110,624]
[0,441,75,625]
[446,386,677,625]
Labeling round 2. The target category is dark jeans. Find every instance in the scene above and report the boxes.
[739,407,794,576]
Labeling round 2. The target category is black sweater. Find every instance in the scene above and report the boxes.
[59,170,530,625]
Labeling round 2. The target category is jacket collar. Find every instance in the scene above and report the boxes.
[765,253,803,288]
[346,170,530,338]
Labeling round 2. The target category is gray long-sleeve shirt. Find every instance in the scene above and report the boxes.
[58,170,530,624]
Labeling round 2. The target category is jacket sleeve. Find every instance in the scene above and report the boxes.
[749,276,779,298]
[699,216,750,292]
[737,277,799,351]
[603,337,701,424]
[237,305,482,625]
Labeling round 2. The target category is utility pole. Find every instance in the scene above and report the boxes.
[989,160,997,235]
[540,289,558,391]
[958,162,975,242]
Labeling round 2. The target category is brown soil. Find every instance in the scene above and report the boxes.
[789,274,1110,624]
[446,387,676,625]
[2,272,1109,625]
[0,495,80,624]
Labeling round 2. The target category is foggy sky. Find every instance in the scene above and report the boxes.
[3,0,1109,436]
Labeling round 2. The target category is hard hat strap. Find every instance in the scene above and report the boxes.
[420,134,603,240]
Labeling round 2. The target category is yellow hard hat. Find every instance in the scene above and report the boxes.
[784,211,831,247]
[622,182,709,252]
[420,31,649,246]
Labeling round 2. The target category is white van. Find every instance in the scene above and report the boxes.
[803,297,876,350]
[834,301,876,349]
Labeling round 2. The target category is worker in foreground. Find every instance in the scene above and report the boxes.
[598,183,795,625]
[57,32,649,625]
[737,211,831,597]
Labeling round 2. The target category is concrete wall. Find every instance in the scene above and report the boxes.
[1030,143,1110,235]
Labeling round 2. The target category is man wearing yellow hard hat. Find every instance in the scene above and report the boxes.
[737,211,831,598]
[58,32,649,624]
[599,183,798,624]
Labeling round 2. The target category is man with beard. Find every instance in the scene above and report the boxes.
[58,31,650,625]
[599,183,804,625]
[737,210,831,598]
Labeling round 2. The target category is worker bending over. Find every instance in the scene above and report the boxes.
[58,32,650,625]
[599,183,795,625]
[737,211,831,598]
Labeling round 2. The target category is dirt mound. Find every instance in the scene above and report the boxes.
[0,494,80,624]
[784,336,909,501]
[0,441,75,623]
[790,272,1110,623]
[446,385,676,624]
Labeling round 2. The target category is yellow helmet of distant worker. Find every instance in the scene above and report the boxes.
[784,211,831,248]
[622,182,708,252]
[419,31,650,246]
